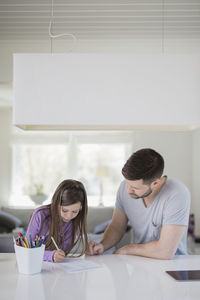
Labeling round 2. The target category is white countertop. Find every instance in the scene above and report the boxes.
[1,253,200,300]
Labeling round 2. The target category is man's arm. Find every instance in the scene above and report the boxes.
[101,208,128,250]
[86,208,128,255]
[114,224,186,260]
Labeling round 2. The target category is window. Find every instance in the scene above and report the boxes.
[11,144,68,206]
[11,130,133,207]
[77,144,126,206]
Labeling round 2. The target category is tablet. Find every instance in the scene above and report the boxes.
[166,270,200,281]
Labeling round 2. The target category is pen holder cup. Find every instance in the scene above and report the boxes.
[14,244,45,275]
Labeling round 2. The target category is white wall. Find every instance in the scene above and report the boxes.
[132,130,192,191]
[0,108,12,206]
[192,128,200,236]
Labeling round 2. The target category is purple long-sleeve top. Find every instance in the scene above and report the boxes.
[26,205,73,262]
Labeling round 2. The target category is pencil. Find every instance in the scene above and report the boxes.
[19,236,24,247]
[37,236,45,247]
[35,237,41,247]
[25,235,30,248]
[51,236,59,250]
[29,234,33,248]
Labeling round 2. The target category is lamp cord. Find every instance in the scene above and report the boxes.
[49,0,77,53]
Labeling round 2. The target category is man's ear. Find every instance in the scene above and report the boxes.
[151,178,160,187]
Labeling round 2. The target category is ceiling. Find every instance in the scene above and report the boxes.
[0,0,200,41]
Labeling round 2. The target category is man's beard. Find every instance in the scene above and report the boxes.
[129,187,153,199]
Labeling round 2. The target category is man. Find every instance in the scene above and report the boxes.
[87,148,190,259]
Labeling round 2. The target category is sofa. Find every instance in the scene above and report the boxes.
[0,206,132,253]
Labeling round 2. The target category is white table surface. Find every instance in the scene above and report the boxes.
[1,253,200,300]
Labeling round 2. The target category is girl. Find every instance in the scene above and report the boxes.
[26,179,88,262]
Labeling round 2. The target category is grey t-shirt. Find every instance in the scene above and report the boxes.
[115,177,191,255]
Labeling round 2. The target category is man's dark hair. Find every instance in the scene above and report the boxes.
[122,148,164,184]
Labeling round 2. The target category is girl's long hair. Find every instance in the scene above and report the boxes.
[44,179,88,256]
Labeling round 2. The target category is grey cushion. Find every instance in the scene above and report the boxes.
[93,219,112,234]
[0,233,19,253]
[0,211,23,233]
[1,207,33,230]
[87,206,114,232]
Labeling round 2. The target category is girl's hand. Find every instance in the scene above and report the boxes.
[53,249,65,262]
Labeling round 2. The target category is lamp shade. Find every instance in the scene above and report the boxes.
[13,53,200,130]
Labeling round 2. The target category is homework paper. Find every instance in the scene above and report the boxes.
[58,258,102,273]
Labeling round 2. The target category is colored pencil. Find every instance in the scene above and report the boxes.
[51,236,59,250]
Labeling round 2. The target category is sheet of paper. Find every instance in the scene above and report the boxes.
[58,258,103,273]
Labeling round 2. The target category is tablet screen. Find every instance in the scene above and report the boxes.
[166,270,200,281]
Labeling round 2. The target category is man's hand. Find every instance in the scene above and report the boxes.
[85,241,104,255]
[115,225,186,259]
[114,245,131,255]
[53,249,65,262]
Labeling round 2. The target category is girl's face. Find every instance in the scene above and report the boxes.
[60,202,82,222]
